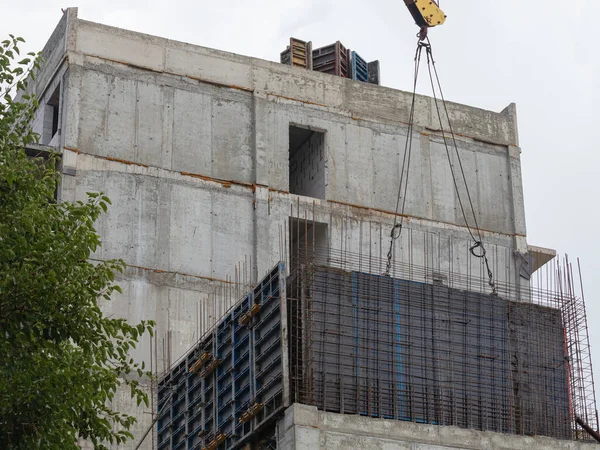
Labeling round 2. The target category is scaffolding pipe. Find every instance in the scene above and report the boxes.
[576,416,600,444]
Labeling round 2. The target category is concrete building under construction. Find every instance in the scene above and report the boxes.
[31,8,598,450]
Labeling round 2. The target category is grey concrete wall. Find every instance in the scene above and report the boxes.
[62,150,521,292]
[277,404,597,450]
[62,17,524,238]
[33,8,540,449]
[65,61,520,237]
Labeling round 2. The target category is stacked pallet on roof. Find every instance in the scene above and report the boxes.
[312,41,350,78]
[279,37,380,85]
[280,37,312,70]
[349,50,369,82]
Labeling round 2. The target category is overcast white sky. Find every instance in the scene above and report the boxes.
[5,0,600,411]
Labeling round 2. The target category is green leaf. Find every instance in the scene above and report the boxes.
[0,33,154,449]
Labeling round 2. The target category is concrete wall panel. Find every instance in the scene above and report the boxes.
[77,25,165,72]
[168,183,213,276]
[210,189,255,277]
[429,139,459,225]
[474,150,513,233]
[79,69,109,155]
[341,124,374,206]
[211,98,253,182]
[130,175,161,268]
[372,131,402,212]
[136,81,167,167]
[254,99,279,187]
[321,432,412,450]
[165,46,252,88]
[106,76,137,160]
[252,63,345,110]
[172,89,212,175]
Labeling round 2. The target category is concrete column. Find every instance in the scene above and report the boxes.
[420,132,434,219]
[508,145,527,246]
[253,186,272,281]
[277,404,321,449]
[507,144,532,299]
[60,148,78,203]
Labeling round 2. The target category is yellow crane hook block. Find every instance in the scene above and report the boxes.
[404,0,447,28]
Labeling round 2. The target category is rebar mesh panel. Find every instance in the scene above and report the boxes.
[294,266,571,439]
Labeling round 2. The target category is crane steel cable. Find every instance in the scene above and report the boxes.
[386,38,497,296]
[385,40,425,276]
[424,40,497,295]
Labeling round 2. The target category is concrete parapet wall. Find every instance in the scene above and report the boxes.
[70,18,519,147]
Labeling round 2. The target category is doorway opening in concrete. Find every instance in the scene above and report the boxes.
[289,125,326,199]
[42,85,60,145]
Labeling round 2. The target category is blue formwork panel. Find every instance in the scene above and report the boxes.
[350,51,369,82]
[157,263,286,450]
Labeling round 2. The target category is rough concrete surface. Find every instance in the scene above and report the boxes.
[27,8,559,450]
[278,404,598,450]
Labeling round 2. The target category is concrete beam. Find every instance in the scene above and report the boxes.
[279,404,598,450]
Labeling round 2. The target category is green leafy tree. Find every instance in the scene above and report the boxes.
[0,35,154,449]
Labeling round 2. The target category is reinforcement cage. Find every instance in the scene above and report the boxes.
[287,244,598,442]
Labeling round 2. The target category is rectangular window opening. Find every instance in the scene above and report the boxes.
[289,125,326,199]
[42,85,60,145]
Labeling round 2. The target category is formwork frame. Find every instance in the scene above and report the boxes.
[157,264,288,450]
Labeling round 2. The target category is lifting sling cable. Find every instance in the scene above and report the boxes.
[385,42,425,276]
[386,39,498,296]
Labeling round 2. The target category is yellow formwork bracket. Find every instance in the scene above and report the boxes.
[198,359,221,378]
[202,433,227,450]
[239,303,261,326]
[239,403,264,424]
[189,352,212,374]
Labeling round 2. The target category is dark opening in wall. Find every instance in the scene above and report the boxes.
[25,146,59,201]
[289,125,326,199]
[42,85,60,145]
[289,218,328,269]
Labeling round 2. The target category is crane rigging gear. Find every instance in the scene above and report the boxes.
[385,13,498,295]
[404,0,447,40]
